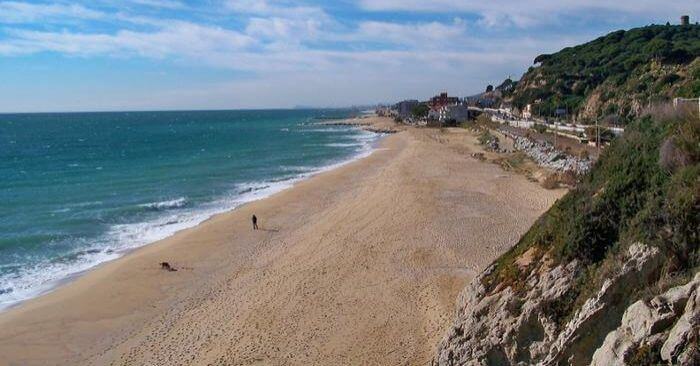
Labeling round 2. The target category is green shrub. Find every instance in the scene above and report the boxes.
[513,25,700,122]
[483,108,699,323]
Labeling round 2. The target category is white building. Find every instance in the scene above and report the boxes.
[446,105,472,122]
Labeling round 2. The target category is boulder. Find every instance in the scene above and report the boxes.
[588,271,700,365]
[543,243,662,366]
[660,273,700,365]
[434,258,581,365]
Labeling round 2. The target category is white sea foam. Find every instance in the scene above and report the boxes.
[0,245,121,309]
[325,142,364,148]
[138,197,188,210]
[302,127,355,133]
[0,126,384,311]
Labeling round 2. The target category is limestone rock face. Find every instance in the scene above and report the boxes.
[660,273,700,365]
[434,243,669,366]
[434,258,582,366]
[543,243,662,366]
[591,272,700,366]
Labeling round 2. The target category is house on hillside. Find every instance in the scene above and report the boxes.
[445,105,474,124]
[428,92,460,109]
[426,92,460,126]
[427,104,480,126]
[427,107,441,121]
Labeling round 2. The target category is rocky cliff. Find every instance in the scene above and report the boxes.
[435,94,698,364]
[435,243,699,365]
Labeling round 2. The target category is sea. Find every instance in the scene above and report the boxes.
[0,109,381,309]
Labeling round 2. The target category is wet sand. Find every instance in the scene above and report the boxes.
[0,119,564,365]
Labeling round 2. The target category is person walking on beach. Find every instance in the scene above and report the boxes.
[252,214,259,230]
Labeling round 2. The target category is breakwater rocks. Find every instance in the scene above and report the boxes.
[500,130,592,175]
[434,243,700,365]
[320,120,398,134]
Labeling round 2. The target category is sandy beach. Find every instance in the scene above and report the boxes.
[0,117,564,365]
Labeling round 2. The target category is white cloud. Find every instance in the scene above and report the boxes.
[225,0,273,14]
[1,0,688,111]
[224,0,333,45]
[126,0,186,9]
[225,0,325,18]
[245,16,325,42]
[354,19,466,46]
[357,0,700,28]
[1,21,255,58]
[0,1,104,23]
[0,0,602,112]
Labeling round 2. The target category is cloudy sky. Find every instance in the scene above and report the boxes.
[0,1,698,112]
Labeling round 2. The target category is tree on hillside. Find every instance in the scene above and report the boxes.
[534,54,551,64]
[509,24,700,124]
[645,38,673,60]
[411,103,430,118]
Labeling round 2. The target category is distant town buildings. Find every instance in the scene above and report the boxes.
[427,93,477,125]
[444,104,473,123]
[428,92,460,109]
[376,106,391,117]
[427,107,441,122]
[389,92,483,126]
[396,100,420,119]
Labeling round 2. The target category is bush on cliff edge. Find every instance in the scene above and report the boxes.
[483,107,699,325]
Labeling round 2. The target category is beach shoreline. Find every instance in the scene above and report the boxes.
[0,116,386,312]
[0,118,564,365]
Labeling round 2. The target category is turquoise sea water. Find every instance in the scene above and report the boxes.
[0,109,380,309]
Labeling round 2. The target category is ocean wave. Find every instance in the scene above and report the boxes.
[325,142,364,148]
[302,127,354,133]
[349,131,378,141]
[69,201,103,208]
[51,207,72,214]
[138,197,188,210]
[280,165,318,173]
[0,245,120,309]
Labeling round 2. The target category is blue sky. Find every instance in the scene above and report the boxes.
[0,1,698,112]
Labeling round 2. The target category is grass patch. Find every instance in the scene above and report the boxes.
[477,130,495,145]
[493,152,527,172]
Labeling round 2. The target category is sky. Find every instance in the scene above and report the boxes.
[0,1,698,112]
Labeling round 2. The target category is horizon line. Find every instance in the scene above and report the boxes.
[0,106,381,115]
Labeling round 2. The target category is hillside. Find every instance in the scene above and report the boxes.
[507,24,700,123]
[436,26,700,366]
